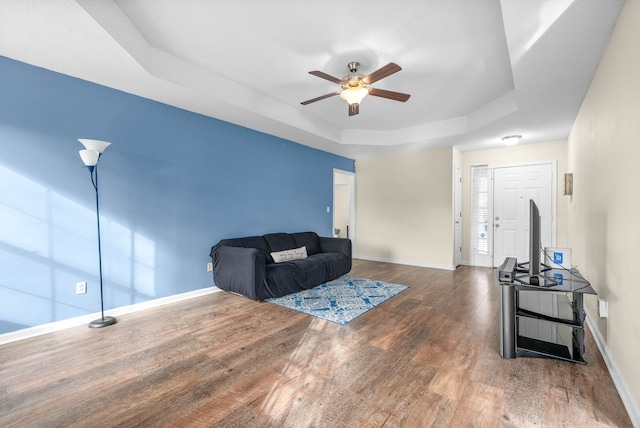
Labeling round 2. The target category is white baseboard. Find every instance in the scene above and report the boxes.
[355,255,456,271]
[0,287,222,346]
[585,308,640,427]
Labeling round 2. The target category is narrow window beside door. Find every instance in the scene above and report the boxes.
[471,164,490,256]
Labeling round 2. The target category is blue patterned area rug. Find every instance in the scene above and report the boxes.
[266,275,409,325]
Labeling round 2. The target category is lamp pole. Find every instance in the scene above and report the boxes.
[78,139,117,328]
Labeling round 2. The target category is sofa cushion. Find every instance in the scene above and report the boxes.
[309,252,351,282]
[291,232,322,255]
[263,233,296,252]
[266,257,327,294]
[271,246,307,263]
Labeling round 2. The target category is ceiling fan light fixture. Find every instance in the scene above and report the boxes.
[301,61,407,116]
[340,86,369,106]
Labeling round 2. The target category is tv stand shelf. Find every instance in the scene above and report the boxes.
[516,306,584,328]
[517,336,575,362]
[498,259,596,364]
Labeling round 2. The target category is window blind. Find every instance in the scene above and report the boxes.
[471,164,490,255]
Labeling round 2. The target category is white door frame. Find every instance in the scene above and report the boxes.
[333,169,356,257]
[454,165,462,267]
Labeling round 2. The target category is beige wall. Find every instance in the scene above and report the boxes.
[355,141,568,269]
[460,140,569,264]
[567,0,640,416]
[356,147,455,269]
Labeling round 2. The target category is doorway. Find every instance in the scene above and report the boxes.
[333,169,355,251]
[492,162,556,267]
[471,162,556,267]
[454,166,462,267]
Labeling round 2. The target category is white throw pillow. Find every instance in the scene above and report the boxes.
[271,246,307,263]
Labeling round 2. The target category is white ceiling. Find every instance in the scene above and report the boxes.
[0,0,623,159]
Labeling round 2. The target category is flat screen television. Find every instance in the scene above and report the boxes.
[529,199,541,281]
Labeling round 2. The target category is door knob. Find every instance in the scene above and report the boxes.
[495,224,500,228]
[495,216,500,220]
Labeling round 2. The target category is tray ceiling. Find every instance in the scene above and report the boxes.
[0,0,623,158]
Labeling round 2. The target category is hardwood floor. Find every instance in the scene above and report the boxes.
[0,260,632,427]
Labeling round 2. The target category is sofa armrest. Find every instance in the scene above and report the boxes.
[318,237,352,260]
[210,245,267,300]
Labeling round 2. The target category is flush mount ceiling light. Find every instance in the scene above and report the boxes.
[501,135,522,146]
[301,61,411,116]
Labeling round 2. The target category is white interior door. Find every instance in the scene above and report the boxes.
[454,166,462,266]
[493,163,555,267]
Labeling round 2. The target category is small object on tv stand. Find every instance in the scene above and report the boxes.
[498,257,517,282]
[529,275,540,286]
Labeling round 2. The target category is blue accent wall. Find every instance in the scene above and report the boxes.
[0,56,354,334]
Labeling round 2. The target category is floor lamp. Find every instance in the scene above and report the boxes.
[78,139,117,328]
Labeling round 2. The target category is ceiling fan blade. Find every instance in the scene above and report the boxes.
[368,88,411,102]
[301,92,341,105]
[348,103,359,116]
[308,70,344,85]
[363,62,402,85]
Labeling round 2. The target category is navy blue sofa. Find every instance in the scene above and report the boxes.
[210,232,351,300]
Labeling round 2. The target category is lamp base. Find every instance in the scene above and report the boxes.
[88,316,117,328]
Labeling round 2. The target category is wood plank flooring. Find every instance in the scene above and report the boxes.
[0,260,633,427]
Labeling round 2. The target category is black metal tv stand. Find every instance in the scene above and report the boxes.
[497,258,596,364]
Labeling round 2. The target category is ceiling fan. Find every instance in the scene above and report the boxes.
[301,61,411,116]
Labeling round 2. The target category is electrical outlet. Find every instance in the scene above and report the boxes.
[598,298,608,318]
[76,281,87,295]
[207,262,213,272]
